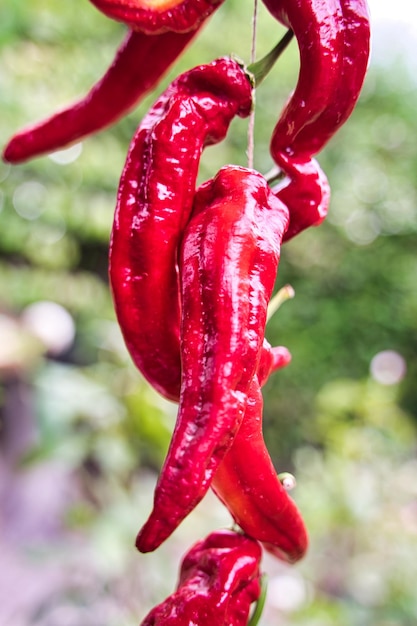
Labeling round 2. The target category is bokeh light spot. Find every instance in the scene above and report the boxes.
[370,350,407,385]
[49,142,83,165]
[345,210,381,245]
[13,181,47,220]
[21,301,75,356]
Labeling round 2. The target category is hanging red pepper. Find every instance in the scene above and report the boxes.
[136,165,289,553]
[212,376,308,564]
[304,0,370,147]
[3,29,198,164]
[89,0,224,33]
[140,529,262,626]
[110,29,295,403]
[263,0,344,154]
[109,58,253,401]
[272,156,331,242]
[257,341,291,388]
[265,0,371,156]
[3,0,226,164]
[210,332,308,563]
[261,0,370,239]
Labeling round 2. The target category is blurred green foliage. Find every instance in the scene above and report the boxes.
[1,1,417,625]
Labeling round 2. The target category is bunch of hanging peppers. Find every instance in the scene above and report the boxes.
[3,0,370,623]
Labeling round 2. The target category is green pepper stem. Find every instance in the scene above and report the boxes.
[264,164,285,186]
[267,284,295,322]
[248,574,268,626]
[248,29,294,87]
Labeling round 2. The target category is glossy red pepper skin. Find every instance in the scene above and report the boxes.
[136,165,289,553]
[262,0,370,239]
[305,0,370,147]
[272,156,331,241]
[257,342,291,388]
[3,29,198,164]
[263,0,344,154]
[266,0,370,156]
[140,529,262,625]
[212,376,308,564]
[90,0,224,33]
[109,59,252,402]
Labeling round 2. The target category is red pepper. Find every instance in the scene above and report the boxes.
[266,0,371,156]
[212,336,308,563]
[140,529,262,626]
[109,58,253,401]
[272,156,331,242]
[263,0,344,155]
[262,0,370,239]
[3,29,197,164]
[212,376,308,564]
[303,0,370,148]
[257,341,291,388]
[89,0,224,33]
[136,165,289,553]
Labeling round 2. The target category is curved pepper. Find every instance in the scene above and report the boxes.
[136,165,289,553]
[140,529,262,625]
[89,0,224,33]
[212,375,308,564]
[109,58,252,401]
[305,0,370,147]
[272,156,331,241]
[263,0,345,154]
[257,342,291,388]
[266,0,371,156]
[3,29,198,164]
[262,0,370,239]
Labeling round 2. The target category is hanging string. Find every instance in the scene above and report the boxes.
[247,0,258,170]
[250,0,259,64]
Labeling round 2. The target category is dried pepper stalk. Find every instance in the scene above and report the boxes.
[136,165,289,553]
[140,529,262,626]
[109,58,253,401]
[262,0,371,239]
[89,0,224,33]
[212,376,308,564]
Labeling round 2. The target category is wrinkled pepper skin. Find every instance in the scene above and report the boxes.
[136,165,289,553]
[262,0,370,239]
[140,529,262,626]
[90,0,224,33]
[3,29,198,164]
[212,376,308,564]
[109,59,252,401]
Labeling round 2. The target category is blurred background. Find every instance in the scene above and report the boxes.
[0,1,416,624]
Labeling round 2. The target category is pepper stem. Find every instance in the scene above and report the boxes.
[248,574,268,626]
[264,164,285,186]
[267,284,295,322]
[248,29,294,87]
